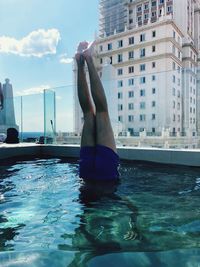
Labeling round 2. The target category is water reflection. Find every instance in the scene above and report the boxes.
[61,179,145,266]
[0,164,25,252]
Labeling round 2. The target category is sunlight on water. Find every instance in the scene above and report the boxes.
[0,158,200,266]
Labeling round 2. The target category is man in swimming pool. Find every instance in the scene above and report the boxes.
[75,41,119,181]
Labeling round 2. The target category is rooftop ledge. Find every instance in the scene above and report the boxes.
[0,143,200,167]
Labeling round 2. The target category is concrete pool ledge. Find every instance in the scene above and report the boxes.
[0,143,200,167]
[0,143,41,160]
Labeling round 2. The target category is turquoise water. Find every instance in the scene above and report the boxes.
[0,158,200,266]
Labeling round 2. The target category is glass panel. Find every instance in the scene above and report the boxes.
[53,85,74,144]
[21,93,43,143]
[44,89,56,144]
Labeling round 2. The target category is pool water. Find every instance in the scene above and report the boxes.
[0,158,200,267]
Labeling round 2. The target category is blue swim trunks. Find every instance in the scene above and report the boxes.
[79,145,119,181]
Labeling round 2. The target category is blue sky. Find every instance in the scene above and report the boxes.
[0,0,99,132]
[0,0,99,95]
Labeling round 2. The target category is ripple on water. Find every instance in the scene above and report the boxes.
[0,158,200,266]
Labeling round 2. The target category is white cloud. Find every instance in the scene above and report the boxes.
[16,85,51,96]
[0,29,61,57]
[59,53,73,64]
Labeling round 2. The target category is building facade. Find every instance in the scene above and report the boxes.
[74,0,200,137]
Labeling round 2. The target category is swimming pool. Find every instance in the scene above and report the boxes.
[0,158,200,267]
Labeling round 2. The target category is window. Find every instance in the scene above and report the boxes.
[129,9,133,14]
[144,13,149,20]
[118,92,123,99]
[152,101,156,107]
[118,54,123,63]
[117,68,123,75]
[140,89,145,96]
[129,91,134,97]
[173,100,175,108]
[173,62,176,70]
[152,45,156,52]
[173,31,176,39]
[152,114,156,120]
[118,40,123,48]
[172,45,175,54]
[152,62,156,68]
[140,48,146,58]
[129,37,134,45]
[152,1,156,7]
[152,31,156,37]
[152,75,156,81]
[144,3,149,10]
[128,115,134,122]
[128,128,134,134]
[137,16,142,22]
[129,51,134,59]
[128,103,134,110]
[99,45,103,52]
[152,11,156,17]
[140,77,146,84]
[129,78,134,86]
[140,64,146,71]
[152,127,155,133]
[140,33,146,42]
[108,43,112,50]
[140,102,146,109]
[173,75,176,83]
[137,5,142,12]
[100,58,103,64]
[140,114,146,121]
[118,104,123,111]
[110,56,112,64]
[118,80,123,87]
[168,6,173,12]
[118,116,123,122]
[129,66,134,73]
[152,88,156,94]
[172,87,176,96]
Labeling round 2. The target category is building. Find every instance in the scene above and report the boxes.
[0,79,19,134]
[74,0,200,138]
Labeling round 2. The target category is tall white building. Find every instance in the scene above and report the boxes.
[74,0,200,137]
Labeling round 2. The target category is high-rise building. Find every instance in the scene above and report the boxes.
[74,0,200,138]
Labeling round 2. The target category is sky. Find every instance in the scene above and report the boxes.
[0,0,99,132]
[0,0,99,94]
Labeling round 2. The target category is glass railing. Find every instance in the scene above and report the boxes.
[0,67,199,149]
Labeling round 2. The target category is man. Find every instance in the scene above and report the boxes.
[75,41,119,181]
